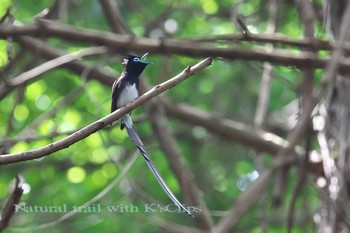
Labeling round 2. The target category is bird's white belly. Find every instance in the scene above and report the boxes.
[117,84,139,107]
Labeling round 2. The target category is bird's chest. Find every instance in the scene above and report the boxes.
[117,83,139,108]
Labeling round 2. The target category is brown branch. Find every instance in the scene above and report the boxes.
[0,7,11,24]
[318,1,350,98]
[0,57,212,164]
[98,0,131,34]
[145,101,213,230]
[0,175,24,232]
[0,21,332,52]
[286,130,311,233]
[162,99,304,156]
[162,99,323,174]
[273,0,317,205]
[185,33,331,51]
[284,1,316,231]
[2,21,350,72]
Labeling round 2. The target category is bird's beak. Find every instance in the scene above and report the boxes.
[140,52,152,64]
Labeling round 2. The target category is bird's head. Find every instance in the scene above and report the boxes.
[123,53,151,75]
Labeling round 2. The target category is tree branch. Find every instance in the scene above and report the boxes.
[98,0,131,34]
[0,175,24,232]
[145,101,213,229]
[162,99,304,156]
[7,46,109,86]
[0,57,212,164]
[0,21,333,52]
[2,21,350,72]
[285,1,315,231]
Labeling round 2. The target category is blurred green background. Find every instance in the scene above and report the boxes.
[0,0,326,232]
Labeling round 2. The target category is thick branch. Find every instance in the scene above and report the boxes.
[0,58,212,164]
[2,21,350,72]
[0,21,333,51]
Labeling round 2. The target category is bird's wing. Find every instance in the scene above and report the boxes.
[111,71,127,113]
[121,115,193,217]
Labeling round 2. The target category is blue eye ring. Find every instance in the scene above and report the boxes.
[133,57,140,62]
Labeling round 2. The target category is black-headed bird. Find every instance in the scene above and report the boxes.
[111,53,193,217]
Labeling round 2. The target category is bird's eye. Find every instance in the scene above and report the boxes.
[133,57,140,62]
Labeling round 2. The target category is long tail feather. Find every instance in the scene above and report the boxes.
[136,145,193,217]
[121,115,193,217]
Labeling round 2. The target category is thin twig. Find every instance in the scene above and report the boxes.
[0,7,11,24]
[7,46,109,86]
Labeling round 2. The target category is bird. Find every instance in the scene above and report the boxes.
[111,53,193,217]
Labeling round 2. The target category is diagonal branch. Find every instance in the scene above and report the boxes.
[98,0,131,34]
[7,46,109,86]
[145,101,213,230]
[0,57,212,165]
[0,175,24,232]
[162,99,304,156]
